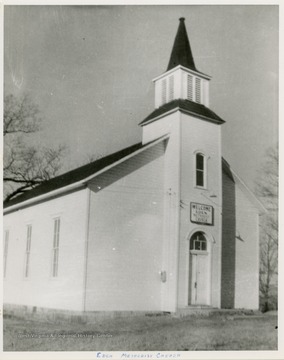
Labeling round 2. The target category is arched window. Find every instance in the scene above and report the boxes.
[196,153,206,188]
[190,232,207,251]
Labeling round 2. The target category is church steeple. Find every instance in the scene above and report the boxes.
[167,17,197,72]
[140,18,225,146]
[150,18,211,110]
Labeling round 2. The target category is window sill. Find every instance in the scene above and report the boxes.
[194,186,208,190]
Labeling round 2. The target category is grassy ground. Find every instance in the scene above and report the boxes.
[3,311,277,351]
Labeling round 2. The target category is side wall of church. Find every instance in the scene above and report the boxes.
[221,164,260,310]
[221,165,236,308]
[85,142,166,311]
[234,186,260,309]
[3,189,88,311]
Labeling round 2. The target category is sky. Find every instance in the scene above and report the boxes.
[4,5,279,190]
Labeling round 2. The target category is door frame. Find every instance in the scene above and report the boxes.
[187,229,213,306]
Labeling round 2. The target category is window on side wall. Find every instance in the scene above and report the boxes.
[24,225,32,278]
[52,218,60,277]
[4,230,9,278]
[196,153,206,188]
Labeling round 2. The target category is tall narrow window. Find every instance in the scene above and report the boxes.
[168,75,174,101]
[187,75,193,101]
[161,79,167,105]
[195,78,201,103]
[196,153,205,187]
[4,230,9,278]
[52,218,60,277]
[25,225,32,278]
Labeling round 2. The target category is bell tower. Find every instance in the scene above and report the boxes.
[140,18,225,312]
[140,18,223,144]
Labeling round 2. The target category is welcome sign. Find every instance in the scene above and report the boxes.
[190,202,214,225]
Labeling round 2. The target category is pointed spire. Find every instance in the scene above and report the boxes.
[167,18,197,72]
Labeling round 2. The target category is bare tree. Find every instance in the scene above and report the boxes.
[4,93,40,136]
[255,145,278,312]
[4,94,65,201]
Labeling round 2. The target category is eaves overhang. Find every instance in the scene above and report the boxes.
[140,107,225,127]
[139,99,225,127]
[152,65,211,82]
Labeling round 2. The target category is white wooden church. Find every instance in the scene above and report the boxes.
[3,18,265,314]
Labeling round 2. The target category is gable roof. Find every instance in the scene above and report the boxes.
[139,99,225,126]
[4,140,164,212]
[4,135,169,213]
[167,17,197,72]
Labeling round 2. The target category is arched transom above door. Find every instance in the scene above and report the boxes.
[190,231,207,251]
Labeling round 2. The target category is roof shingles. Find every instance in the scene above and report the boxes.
[4,142,143,209]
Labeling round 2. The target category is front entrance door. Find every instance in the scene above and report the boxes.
[189,232,209,305]
[190,253,209,305]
